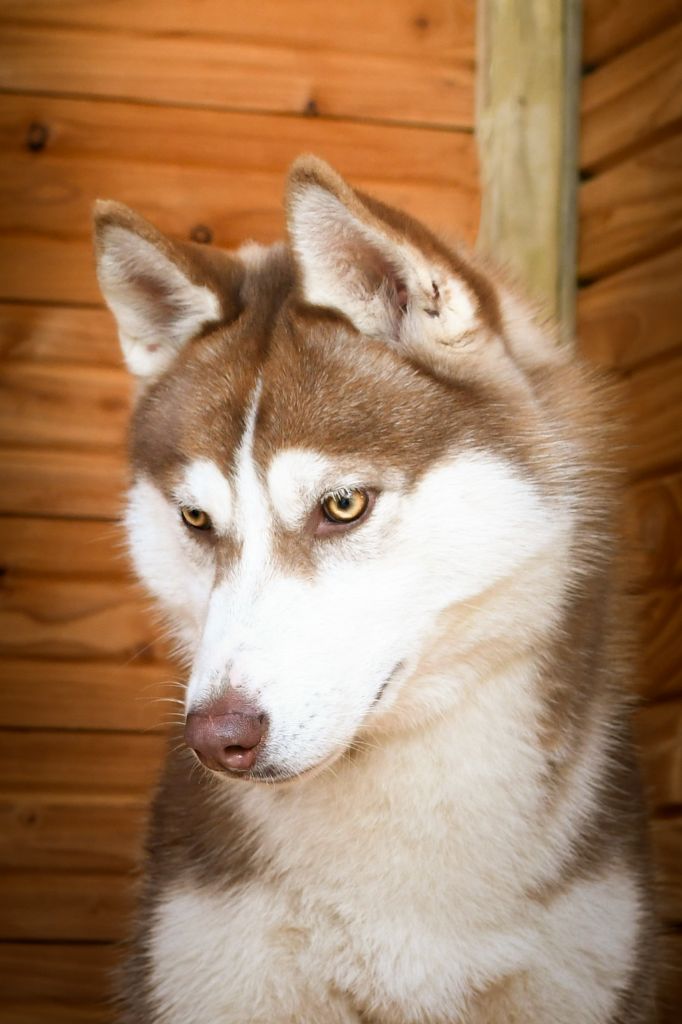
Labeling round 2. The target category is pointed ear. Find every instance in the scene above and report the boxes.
[93,201,230,379]
[285,156,484,348]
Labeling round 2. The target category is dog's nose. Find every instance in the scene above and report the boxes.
[184,691,267,774]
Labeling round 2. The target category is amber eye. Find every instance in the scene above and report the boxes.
[180,506,211,531]
[321,488,369,525]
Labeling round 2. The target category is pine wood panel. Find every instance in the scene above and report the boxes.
[628,472,682,593]
[0,659,177,731]
[0,1,474,127]
[0,1004,111,1024]
[0,449,125,519]
[0,303,118,367]
[581,21,682,171]
[0,798,147,872]
[0,0,472,60]
[0,95,479,305]
[624,349,682,480]
[658,932,682,1024]
[650,816,682,921]
[0,871,135,941]
[0,363,130,451]
[0,576,161,662]
[0,730,165,798]
[637,587,682,703]
[636,699,682,810]
[583,0,682,67]
[578,133,682,280]
[0,942,117,1005]
[0,518,128,580]
[577,246,682,371]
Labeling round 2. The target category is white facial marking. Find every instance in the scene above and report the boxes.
[174,459,232,535]
[125,476,215,654]
[266,449,333,530]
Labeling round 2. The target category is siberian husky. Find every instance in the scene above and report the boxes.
[94,157,656,1023]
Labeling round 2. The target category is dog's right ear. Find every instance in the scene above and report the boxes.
[93,201,232,380]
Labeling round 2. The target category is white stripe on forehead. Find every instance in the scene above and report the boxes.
[233,378,272,572]
[174,458,232,534]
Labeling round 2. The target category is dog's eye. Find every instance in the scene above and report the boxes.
[321,488,369,525]
[180,506,212,531]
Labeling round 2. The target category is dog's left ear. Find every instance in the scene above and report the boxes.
[93,201,235,380]
[286,156,485,347]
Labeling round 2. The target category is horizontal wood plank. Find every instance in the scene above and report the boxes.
[582,0,682,66]
[0,0,472,60]
[0,303,118,366]
[658,931,682,1024]
[636,586,682,703]
[0,363,130,451]
[650,815,682,922]
[0,448,125,519]
[0,576,163,662]
[579,133,682,280]
[581,21,682,171]
[0,1003,111,1024]
[624,349,682,479]
[0,797,147,873]
[0,95,478,304]
[578,246,682,370]
[0,871,135,941]
[636,699,682,810]
[0,518,129,580]
[0,729,166,798]
[0,1,474,127]
[0,941,118,1005]
[0,659,179,731]
[627,473,682,593]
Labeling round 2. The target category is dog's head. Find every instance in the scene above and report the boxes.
[94,157,586,783]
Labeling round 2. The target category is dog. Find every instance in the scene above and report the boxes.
[93,156,656,1023]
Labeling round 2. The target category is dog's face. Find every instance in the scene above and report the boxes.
[95,157,574,782]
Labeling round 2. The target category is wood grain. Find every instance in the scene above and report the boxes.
[577,246,682,370]
[0,517,129,580]
[582,0,682,66]
[636,699,682,810]
[0,448,126,519]
[0,1003,111,1024]
[636,586,682,702]
[0,658,178,731]
[623,349,682,480]
[581,21,682,171]
[627,472,682,593]
[0,729,166,797]
[650,815,682,922]
[0,870,135,941]
[0,941,118,1005]
[0,576,162,662]
[0,303,118,367]
[658,931,682,1024]
[0,1,474,127]
[0,797,147,872]
[0,363,130,451]
[578,133,682,280]
[0,95,479,304]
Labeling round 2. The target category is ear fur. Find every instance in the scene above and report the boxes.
[93,201,230,380]
[285,155,486,349]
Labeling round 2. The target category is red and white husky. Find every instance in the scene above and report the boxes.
[94,157,656,1023]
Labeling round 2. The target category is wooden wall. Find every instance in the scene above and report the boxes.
[579,1,682,1016]
[0,2,478,1020]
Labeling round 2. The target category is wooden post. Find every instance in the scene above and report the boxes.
[476,0,582,341]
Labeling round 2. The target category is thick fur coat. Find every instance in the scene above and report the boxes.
[93,157,657,1023]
